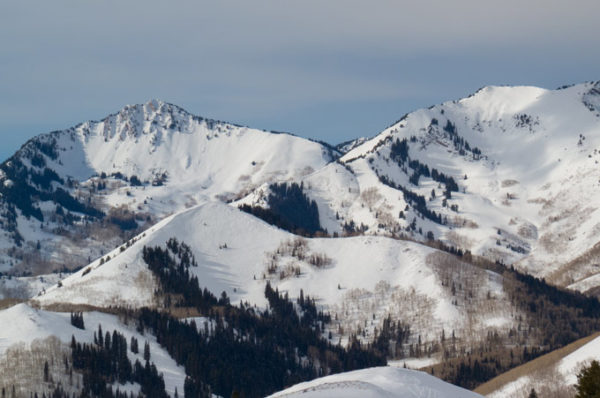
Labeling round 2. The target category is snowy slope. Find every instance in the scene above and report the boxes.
[3,83,600,290]
[4,82,600,398]
[0,303,185,396]
[558,335,600,386]
[266,81,600,290]
[267,367,483,398]
[21,100,333,198]
[33,201,520,352]
[0,100,335,274]
[486,332,600,397]
[0,273,62,300]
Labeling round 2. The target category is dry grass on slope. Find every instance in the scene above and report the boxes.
[0,298,24,310]
[474,331,600,396]
[547,240,600,287]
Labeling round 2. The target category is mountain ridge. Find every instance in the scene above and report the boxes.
[1,82,600,288]
[2,81,600,397]
[285,81,600,290]
[0,99,336,274]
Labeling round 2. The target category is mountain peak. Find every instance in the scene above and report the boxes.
[119,99,182,114]
[459,84,548,114]
[0,98,336,273]
[97,99,197,139]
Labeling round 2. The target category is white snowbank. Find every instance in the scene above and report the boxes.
[268,366,483,398]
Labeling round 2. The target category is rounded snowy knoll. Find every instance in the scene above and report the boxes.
[267,367,483,398]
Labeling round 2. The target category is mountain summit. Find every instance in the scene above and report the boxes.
[1,82,600,289]
[0,100,335,274]
[295,81,600,291]
[2,83,600,398]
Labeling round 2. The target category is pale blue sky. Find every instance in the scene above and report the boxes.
[1,0,599,161]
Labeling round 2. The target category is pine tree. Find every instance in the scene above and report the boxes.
[143,341,151,362]
[575,360,600,398]
[44,361,49,382]
[528,388,538,398]
[70,312,84,329]
[130,336,138,354]
[98,324,103,346]
[105,331,111,352]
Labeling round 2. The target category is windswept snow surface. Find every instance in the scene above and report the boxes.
[0,303,185,396]
[267,367,483,398]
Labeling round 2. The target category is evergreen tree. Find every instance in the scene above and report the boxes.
[143,341,151,362]
[239,182,323,235]
[575,360,600,398]
[528,388,538,398]
[130,336,139,354]
[105,331,111,352]
[98,324,103,346]
[70,312,84,329]
[44,361,49,382]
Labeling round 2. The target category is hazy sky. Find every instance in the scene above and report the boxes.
[1,0,599,161]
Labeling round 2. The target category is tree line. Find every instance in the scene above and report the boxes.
[239,182,324,236]
[139,239,384,397]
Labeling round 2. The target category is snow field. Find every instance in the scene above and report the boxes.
[0,303,185,396]
[267,366,483,398]
[35,201,519,354]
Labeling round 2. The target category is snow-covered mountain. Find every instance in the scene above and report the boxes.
[32,201,519,354]
[2,81,600,397]
[250,81,600,293]
[0,100,336,274]
[0,303,185,396]
[267,367,483,398]
[4,83,600,290]
[0,302,483,398]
